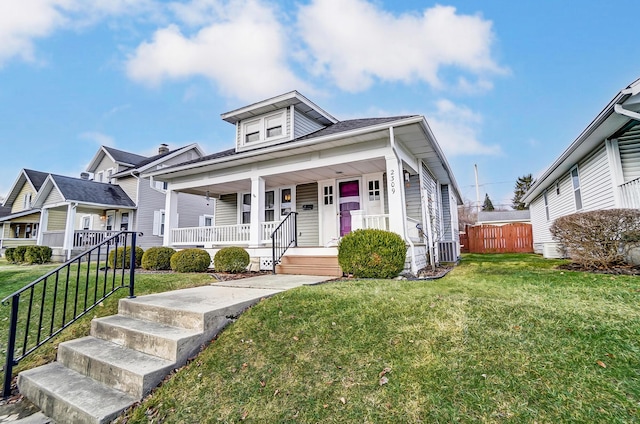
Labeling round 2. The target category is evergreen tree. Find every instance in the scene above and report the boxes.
[511,173,533,210]
[482,193,495,211]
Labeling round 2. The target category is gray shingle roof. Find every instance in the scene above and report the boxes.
[0,206,11,218]
[477,210,531,223]
[103,146,148,166]
[51,175,135,207]
[159,116,417,170]
[24,169,49,191]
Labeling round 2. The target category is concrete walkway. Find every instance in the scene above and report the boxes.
[5,274,333,424]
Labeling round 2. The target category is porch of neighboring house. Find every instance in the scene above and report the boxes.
[162,156,448,276]
[0,211,41,251]
[38,204,136,261]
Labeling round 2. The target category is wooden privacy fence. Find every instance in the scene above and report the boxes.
[461,223,533,254]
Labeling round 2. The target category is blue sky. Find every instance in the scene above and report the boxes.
[1,0,639,210]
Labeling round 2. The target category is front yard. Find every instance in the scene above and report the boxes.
[118,253,640,423]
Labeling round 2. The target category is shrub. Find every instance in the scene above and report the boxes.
[13,246,29,263]
[338,229,407,278]
[550,209,640,269]
[214,247,250,273]
[108,246,144,269]
[142,247,176,271]
[4,247,16,263]
[24,246,52,264]
[170,249,211,273]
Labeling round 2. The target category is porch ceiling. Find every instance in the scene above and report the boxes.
[179,158,387,196]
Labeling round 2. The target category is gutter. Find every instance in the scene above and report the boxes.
[614,103,640,122]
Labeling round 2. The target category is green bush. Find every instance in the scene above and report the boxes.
[170,249,211,273]
[108,246,144,269]
[141,247,176,270]
[24,246,52,264]
[338,229,407,278]
[13,246,29,263]
[214,247,250,273]
[4,247,16,263]
[550,208,640,269]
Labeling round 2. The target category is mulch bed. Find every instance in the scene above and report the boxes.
[557,263,640,275]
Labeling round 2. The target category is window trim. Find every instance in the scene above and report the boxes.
[543,190,550,221]
[239,110,287,149]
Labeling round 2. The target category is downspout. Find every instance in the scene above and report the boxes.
[614,103,640,121]
[389,126,417,274]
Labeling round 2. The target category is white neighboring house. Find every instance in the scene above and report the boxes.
[476,210,531,226]
[30,143,212,260]
[145,91,463,275]
[522,77,640,258]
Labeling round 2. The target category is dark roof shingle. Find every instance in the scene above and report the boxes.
[103,146,148,166]
[24,169,49,191]
[51,175,135,207]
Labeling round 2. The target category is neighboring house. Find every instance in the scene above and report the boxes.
[30,143,211,260]
[522,77,640,257]
[145,91,463,274]
[0,169,49,252]
[476,210,531,225]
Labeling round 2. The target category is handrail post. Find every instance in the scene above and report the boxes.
[128,232,136,299]
[3,295,20,397]
[293,212,298,247]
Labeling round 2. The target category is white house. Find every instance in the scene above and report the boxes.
[522,77,640,257]
[145,91,462,275]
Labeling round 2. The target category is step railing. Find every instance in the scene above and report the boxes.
[2,231,139,397]
[271,212,298,274]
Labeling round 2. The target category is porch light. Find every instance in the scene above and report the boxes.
[283,192,291,202]
[403,170,411,182]
[205,191,210,206]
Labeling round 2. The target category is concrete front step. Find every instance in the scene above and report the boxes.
[18,362,136,424]
[91,314,201,363]
[58,336,175,399]
[276,255,343,277]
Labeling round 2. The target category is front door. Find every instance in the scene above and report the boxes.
[339,180,360,236]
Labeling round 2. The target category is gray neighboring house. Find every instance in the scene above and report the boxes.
[476,210,531,225]
[522,77,640,258]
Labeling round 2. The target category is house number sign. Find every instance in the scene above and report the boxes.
[390,169,396,194]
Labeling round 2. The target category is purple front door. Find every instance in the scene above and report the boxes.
[339,181,360,236]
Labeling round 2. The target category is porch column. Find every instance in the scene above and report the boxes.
[37,208,49,245]
[249,176,265,247]
[385,154,407,239]
[62,203,77,260]
[163,190,179,246]
[605,139,624,207]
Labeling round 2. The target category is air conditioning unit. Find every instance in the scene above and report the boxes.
[542,243,565,259]
[438,241,459,263]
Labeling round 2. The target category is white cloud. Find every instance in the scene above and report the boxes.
[297,0,505,92]
[126,0,310,102]
[427,99,501,157]
[79,131,115,147]
[0,0,154,66]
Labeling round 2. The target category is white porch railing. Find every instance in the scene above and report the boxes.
[41,231,65,248]
[171,224,254,245]
[261,221,278,243]
[362,214,390,230]
[73,230,124,249]
[620,177,640,209]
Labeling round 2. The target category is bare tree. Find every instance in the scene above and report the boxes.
[458,198,477,231]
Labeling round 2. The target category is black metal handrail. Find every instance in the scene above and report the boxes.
[2,231,139,397]
[271,212,298,274]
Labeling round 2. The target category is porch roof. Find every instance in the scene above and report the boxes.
[33,175,136,209]
[0,208,40,223]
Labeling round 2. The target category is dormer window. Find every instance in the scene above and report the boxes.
[241,110,287,147]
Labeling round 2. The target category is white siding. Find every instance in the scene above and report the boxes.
[293,108,324,139]
[157,149,200,168]
[296,183,319,246]
[529,194,550,251]
[94,155,116,176]
[618,126,640,182]
[421,162,440,242]
[579,145,615,211]
[215,194,237,226]
[405,175,422,221]
[440,185,452,241]
[116,176,138,204]
[42,188,63,207]
[136,179,166,249]
[178,193,212,228]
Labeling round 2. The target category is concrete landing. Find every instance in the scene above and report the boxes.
[212,274,333,289]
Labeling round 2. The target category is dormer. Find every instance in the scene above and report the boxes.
[221,91,338,153]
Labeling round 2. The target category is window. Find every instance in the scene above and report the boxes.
[153,180,168,191]
[571,166,582,210]
[82,216,91,230]
[153,210,165,236]
[241,111,286,146]
[323,186,333,205]
[242,193,251,224]
[555,182,560,196]
[244,120,261,143]
[281,188,292,216]
[107,168,113,183]
[368,180,380,201]
[265,191,275,221]
[23,193,32,209]
[120,213,129,231]
[97,171,104,182]
[265,115,283,138]
[199,214,214,227]
[543,191,549,221]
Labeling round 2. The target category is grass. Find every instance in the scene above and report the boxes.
[119,253,640,423]
[0,258,214,386]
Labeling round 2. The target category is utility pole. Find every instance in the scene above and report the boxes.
[474,164,480,214]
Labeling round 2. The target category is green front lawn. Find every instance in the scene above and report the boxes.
[122,254,640,423]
